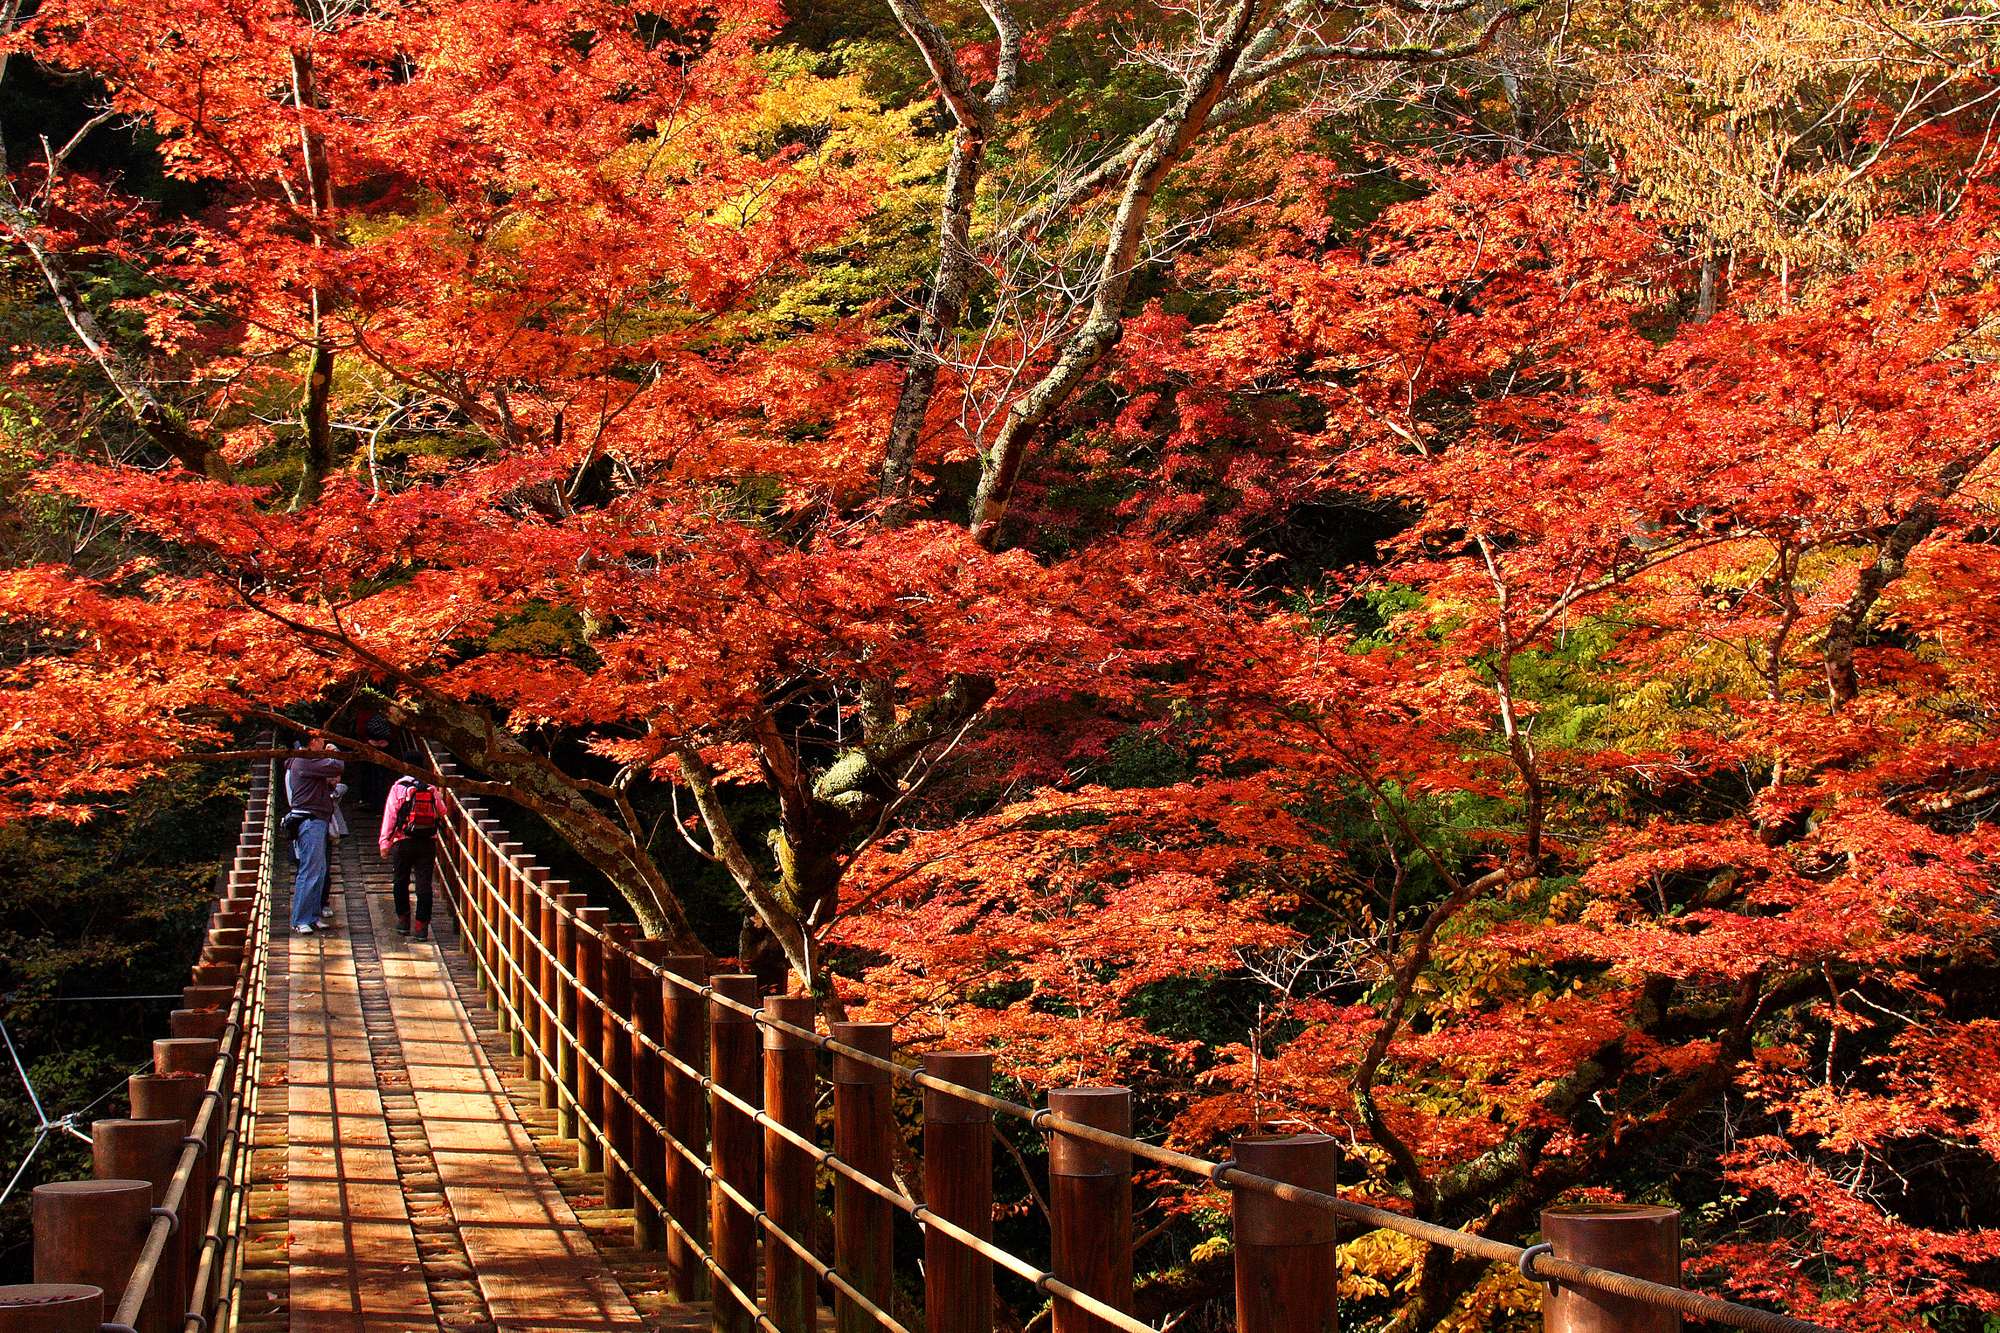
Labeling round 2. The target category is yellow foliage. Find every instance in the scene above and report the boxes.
[1341,1228,1428,1301]
[1434,1261,1543,1333]
[1189,1235,1232,1267]
[1581,0,1990,272]
[1341,1228,1541,1333]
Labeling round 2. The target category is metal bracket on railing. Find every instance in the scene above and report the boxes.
[181,1135,208,1159]
[1519,1242,1557,1290]
[101,1322,141,1333]
[149,1205,180,1236]
[182,1312,209,1333]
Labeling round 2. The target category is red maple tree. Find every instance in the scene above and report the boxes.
[1,0,1996,1328]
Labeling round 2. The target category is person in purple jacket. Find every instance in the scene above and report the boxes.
[286,737,345,935]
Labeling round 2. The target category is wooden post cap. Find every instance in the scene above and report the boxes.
[922,1051,993,1124]
[31,1181,150,1298]
[1048,1088,1132,1177]
[831,1023,893,1085]
[180,986,233,1012]
[1231,1134,1339,1246]
[0,1283,103,1332]
[153,1037,219,1077]
[1540,1204,1681,1333]
[90,1119,183,1203]
[709,974,758,1022]
[169,1009,229,1042]
[660,954,708,998]
[127,1074,205,1132]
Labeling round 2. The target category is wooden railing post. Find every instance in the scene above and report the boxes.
[764,995,817,1333]
[1540,1205,1681,1333]
[124,1075,205,1302]
[0,1284,102,1331]
[430,758,468,949]
[629,940,673,1253]
[31,1182,149,1330]
[575,907,609,1173]
[1230,1134,1339,1333]
[476,815,496,986]
[530,868,560,1093]
[833,1022,895,1333]
[188,960,236,989]
[454,806,477,962]
[453,800,486,990]
[1050,1088,1134,1333]
[709,975,762,1333]
[499,842,526,1055]
[476,820,504,1022]
[535,877,565,1102]
[182,985,232,1011]
[482,829,512,1040]
[153,1037,217,1078]
[169,1008,228,1042]
[555,892,587,1136]
[601,923,640,1211]
[661,955,711,1303]
[91,1120,185,1333]
[151,1038,219,1279]
[923,1051,994,1333]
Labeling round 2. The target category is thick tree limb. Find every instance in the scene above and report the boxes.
[967,0,1262,548]
[876,0,1023,522]
[290,47,338,508]
[1348,862,1518,1214]
[0,26,231,481]
[0,180,232,479]
[674,744,851,1021]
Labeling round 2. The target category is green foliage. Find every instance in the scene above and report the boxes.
[485,601,603,672]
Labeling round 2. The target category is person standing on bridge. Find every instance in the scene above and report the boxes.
[380,749,441,942]
[286,736,345,935]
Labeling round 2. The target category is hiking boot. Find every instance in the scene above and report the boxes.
[395,914,411,936]
[412,920,430,942]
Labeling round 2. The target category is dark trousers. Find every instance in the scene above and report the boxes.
[392,836,436,924]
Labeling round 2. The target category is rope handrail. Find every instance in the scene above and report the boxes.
[429,761,1839,1333]
[446,862,1152,1333]
[83,750,276,1333]
[439,882,916,1333]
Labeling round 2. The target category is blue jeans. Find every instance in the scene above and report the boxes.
[291,819,330,930]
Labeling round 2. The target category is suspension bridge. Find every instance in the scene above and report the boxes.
[0,754,1841,1333]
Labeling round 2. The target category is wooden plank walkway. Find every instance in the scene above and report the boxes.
[244,802,687,1333]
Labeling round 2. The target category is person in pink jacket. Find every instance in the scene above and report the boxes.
[379,750,441,941]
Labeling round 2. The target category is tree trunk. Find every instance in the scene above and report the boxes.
[0,155,232,480]
[880,129,989,523]
[291,48,338,507]
[967,0,1261,550]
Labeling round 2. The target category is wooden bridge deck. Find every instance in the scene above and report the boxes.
[239,803,705,1333]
